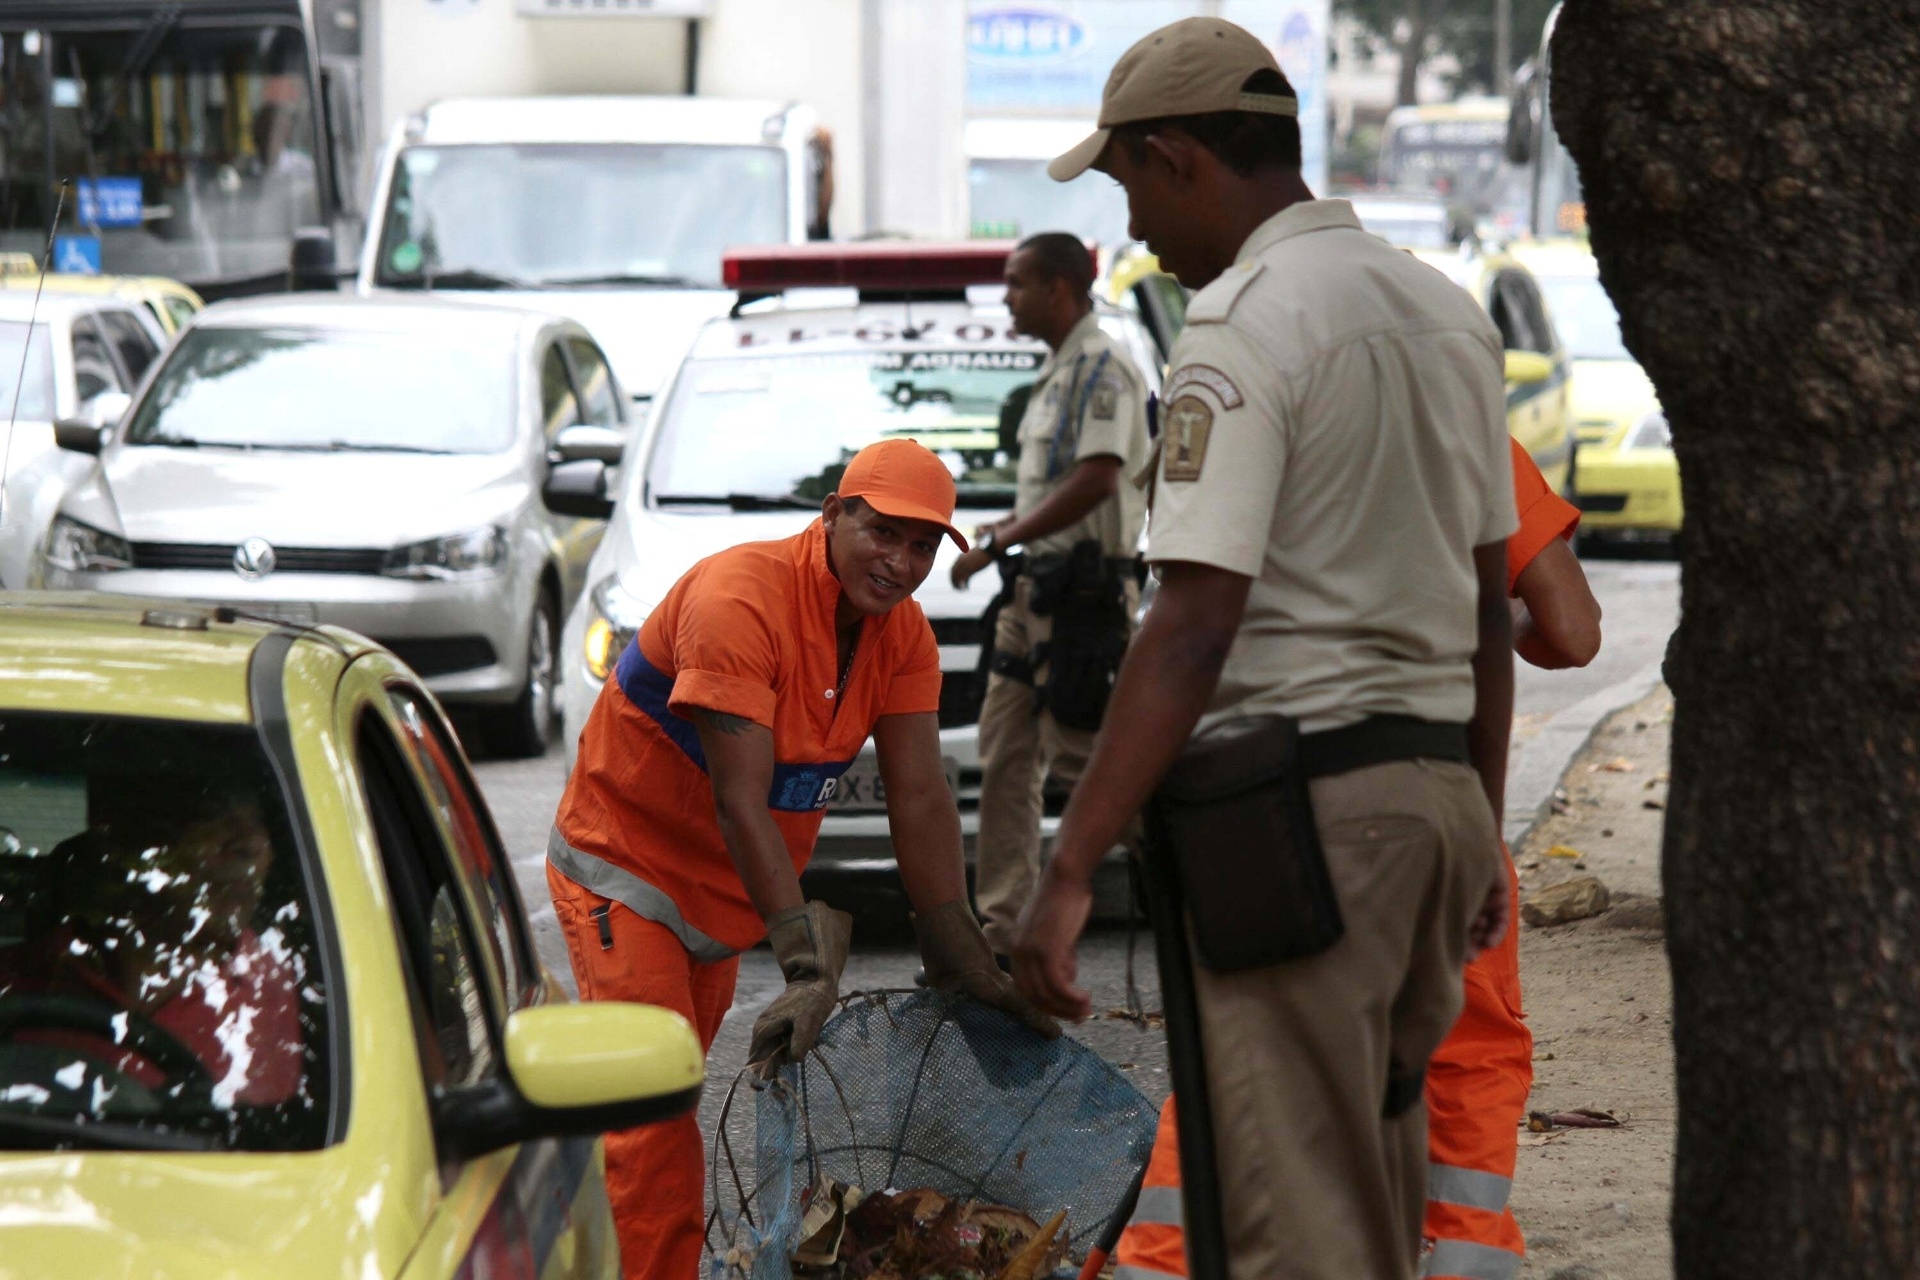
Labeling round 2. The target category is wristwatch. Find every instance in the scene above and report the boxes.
[976,526,1000,556]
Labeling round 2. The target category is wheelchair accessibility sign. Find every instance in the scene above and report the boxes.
[54,235,101,275]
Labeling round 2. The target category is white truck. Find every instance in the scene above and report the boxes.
[356,95,826,408]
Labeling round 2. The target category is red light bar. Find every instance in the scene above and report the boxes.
[722,241,1017,294]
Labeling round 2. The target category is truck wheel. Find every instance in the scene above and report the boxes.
[482,591,559,759]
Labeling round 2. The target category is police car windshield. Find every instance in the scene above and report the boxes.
[1536,275,1630,361]
[125,326,513,453]
[649,350,1043,509]
[375,143,788,290]
[0,712,331,1152]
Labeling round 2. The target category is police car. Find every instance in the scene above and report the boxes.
[547,242,1163,876]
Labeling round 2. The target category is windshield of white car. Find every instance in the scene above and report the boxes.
[967,158,1131,247]
[648,350,1044,509]
[374,143,788,291]
[0,322,53,422]
[1537,274,1630,362]
[124,327,514,453]
[0,712,331,1153]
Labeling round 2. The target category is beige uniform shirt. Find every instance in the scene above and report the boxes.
[1014,312,1151,559]
[1147,200,1517,733]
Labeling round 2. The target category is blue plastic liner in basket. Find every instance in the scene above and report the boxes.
[708,990,1156,1280]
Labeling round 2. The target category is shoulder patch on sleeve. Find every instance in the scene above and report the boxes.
[1161,396,1214,482]
[1185,259,1266,324]
[1090,378,1118,420]
[1164,363,1244,409]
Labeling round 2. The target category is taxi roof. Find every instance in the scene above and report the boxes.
[0,290,141,324]
[0,596,296,725]
[191,292,558,340]
[412,96,802,148]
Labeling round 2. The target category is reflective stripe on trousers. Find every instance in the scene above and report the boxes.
[546,827,741,964]
[1424,1237,1523,1280]
[1422,1163,1522,1279]
[1427,1162,1513,1215]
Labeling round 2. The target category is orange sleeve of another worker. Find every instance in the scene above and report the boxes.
[663,583,782,729]
[1505,437,1580,596]
[879,605,943,718]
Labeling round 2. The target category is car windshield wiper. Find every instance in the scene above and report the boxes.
[655,492,819,512]
[234,441,456,455]
[536,272,712,289]
[386,267,531,291]
[0,1110,216,1153]
[127,435,199,448]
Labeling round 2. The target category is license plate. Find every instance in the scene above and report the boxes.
[829,756,959,811]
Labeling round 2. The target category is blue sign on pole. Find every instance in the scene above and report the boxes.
[76,176,144,229]
[53,235,102,275]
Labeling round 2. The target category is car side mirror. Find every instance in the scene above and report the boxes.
[290,227,341,292]
[1504,351,1555,386]
[551,423,626,465]
[81,390,133,429]
[543,458,616,519]
[53,421,107,454]
[434,1003,702,1160]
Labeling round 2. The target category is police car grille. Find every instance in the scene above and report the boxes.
[938,670,987,730]
[377,636,498,677]
[130,543,389,574]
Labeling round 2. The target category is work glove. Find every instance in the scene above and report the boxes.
[749,901,853,1074]
[913,900,1062,1040]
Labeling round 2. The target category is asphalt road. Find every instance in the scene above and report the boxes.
[470,553,1679,1168]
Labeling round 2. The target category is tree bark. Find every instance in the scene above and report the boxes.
[1551,2,1920,1274]
[1395,0,1433,105]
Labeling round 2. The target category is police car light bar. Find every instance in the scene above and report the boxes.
[722,242,1018,296]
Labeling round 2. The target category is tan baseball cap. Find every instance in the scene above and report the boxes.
[1048,17,1297,182]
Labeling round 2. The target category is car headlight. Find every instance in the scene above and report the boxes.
[383,526,508,580]
[1626,411,1671,452]
[583,578,650,681]
[45,515,131,572]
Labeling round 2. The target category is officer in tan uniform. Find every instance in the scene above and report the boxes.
[950,231,1150,960]
[1010,18,1514,1280]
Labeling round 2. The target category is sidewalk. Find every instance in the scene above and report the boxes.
[1510,685,1675,1280]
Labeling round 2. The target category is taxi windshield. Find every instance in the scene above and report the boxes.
[646,349,1045,509]
[0,712,331,1153]
[1537,274,1629,361]
[125,325,514,454]
[375,143,788,290]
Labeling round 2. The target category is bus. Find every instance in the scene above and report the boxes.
[1505,3,1585,239]
[1378,97,1523,220]
[0,0,364,299]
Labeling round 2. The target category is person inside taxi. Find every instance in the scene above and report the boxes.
[547,438,1058,1280]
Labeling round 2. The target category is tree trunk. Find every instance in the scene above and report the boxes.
[1395,0,1432,105]
[1550,2,1920,1274]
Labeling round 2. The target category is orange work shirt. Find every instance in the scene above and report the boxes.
[1505,437,1581,595]
[554,521,942,957]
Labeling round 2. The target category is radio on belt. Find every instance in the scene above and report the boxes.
[722,241,1017,304]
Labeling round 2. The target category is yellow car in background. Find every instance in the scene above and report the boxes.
[1411,247,1576,493]
[0,254,204,339]
[0,597,700,1278]
[1507,238,1682,539]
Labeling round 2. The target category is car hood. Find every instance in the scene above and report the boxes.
[597,507,1008,623]
[64,446,527,547]
[0,1151,413,1280]
[446,287,733,404]
[1569,359,1659,441]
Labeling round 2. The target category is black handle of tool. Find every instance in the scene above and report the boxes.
[1138,811,1230,1280]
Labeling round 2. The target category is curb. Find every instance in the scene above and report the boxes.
[1504,658,1667,847]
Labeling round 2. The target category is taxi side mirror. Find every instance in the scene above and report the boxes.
[1504,351,1555,386]
[544,459,616,520]
[435,1003,703,1160]
[551,423,627,465]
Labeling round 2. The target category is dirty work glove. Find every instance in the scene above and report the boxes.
[749,901,853,1074]
[913,900,1061,1040]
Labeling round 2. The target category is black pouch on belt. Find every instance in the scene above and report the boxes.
[1032,540,1131,732]
[1146,715,1343,971]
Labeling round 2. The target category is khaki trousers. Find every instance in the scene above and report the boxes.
[974,574,1134,954]
[1192,758,1501,1280]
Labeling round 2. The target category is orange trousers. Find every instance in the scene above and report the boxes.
[1113,853,1530,1280]
[550,864,740,1280]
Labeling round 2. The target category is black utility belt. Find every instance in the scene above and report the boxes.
[1018,551,1138,580]
[1297,714,1470,780]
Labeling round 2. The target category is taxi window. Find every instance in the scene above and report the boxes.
[72,315,125,402]
[647,348,1045,509]
[566,337,622,429]
[0,713,332,1153]
[541,344,582,439]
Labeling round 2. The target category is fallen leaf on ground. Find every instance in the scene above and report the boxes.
[1595,757,1637,773]
[1643,798,1666,810]
[1529,1108,1624,1131]
[1544,844,1583,859]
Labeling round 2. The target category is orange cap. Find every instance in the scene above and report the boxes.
[838,439,969,552]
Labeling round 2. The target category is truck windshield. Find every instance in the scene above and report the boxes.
[376,143,788,291]
[0,711,332,1153]
[647,349,1044,510]
[0,21,323,294]
[968,158,1131,248]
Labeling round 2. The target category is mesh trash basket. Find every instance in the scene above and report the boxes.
[708,990,1157,1280]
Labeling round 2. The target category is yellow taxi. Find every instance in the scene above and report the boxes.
[1410,246,1577,493]
[1506,238,1681,538]
[0,597,700,1278]
[0,254,204,338]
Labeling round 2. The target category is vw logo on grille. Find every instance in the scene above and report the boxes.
[233,537,277,580]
